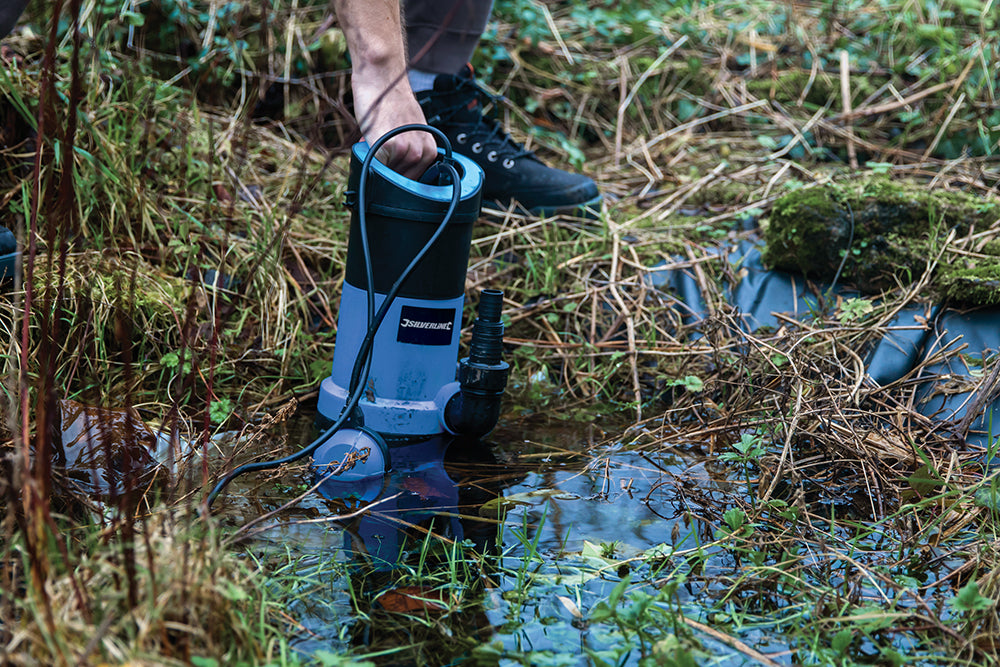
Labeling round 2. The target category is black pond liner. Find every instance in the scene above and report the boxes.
[0,227,17,281]
[648,234,1000,453]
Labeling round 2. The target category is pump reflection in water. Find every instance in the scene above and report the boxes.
[316,435,503,570]
[315,435,514,661]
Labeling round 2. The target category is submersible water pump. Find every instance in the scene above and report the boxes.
[205,126,510,507]
[311,128,510,482]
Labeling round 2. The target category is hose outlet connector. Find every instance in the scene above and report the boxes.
[444,290,510,437]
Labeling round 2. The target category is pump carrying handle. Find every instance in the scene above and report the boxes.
[380,123,453,159]
[206,125,463,509]
[357,123,454,181]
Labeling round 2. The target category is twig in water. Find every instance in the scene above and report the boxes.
[681,617,783,666]
[222,447,371,545]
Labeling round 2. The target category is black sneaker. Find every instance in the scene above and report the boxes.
[417,66,602,218]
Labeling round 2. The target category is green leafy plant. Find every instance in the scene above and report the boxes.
[667,375,704,392]
[837,297,875,323]
[949,581,994,614]
[720,433,766,465]
[588,575,701,666]
[209,397,234,424]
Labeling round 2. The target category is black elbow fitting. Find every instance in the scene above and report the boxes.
[444,289,509,437]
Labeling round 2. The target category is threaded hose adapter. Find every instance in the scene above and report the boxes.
[444,290,509,437]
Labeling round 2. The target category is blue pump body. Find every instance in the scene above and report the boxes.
[319,286,464,436]
[205,131,498,508]
[316,141,484,446]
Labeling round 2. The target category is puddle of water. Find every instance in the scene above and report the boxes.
[235,411,732,663]
[226,406,976,665]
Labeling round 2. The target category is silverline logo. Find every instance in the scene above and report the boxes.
[397,305,455,345]
[400,319,453,331]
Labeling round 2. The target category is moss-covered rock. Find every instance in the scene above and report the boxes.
[938,254,1000,306]
[762,178,1000,304]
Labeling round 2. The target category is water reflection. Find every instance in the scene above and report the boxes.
[274,419,743,664]
[317,435,512,572]
[263,413,959,665]
[303,435,520,663]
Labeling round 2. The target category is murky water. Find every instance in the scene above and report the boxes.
[219,405,974,666]
[222,408,729,664]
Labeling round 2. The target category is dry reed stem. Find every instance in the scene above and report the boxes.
[922,92,967,162]
[681,617,782,666]
[839,49,858,170]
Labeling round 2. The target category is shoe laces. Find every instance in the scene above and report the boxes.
[422,78,535,161]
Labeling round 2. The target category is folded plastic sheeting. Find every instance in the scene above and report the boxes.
[0,227,15,281]
[649,238,1000,452]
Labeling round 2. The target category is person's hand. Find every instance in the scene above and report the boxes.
[330,0,437,179]
[352,74,438,180]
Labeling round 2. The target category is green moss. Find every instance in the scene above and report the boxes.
[938,236,1000,306]
[763,176,1000,304]
[761,182,852,278]
[33,252,193,369]
[62,252,187,318]
[938,259,1000,306]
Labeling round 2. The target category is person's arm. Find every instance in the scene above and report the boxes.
[331,0,437,179]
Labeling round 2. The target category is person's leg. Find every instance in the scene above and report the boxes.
[404,0,492,75]
[418,68,603,216]
[403,0,601,217]
[0,0,30,39]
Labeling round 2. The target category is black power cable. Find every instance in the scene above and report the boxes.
[206,125,461,508]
